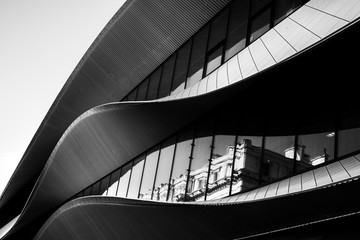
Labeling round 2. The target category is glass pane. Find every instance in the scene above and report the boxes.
[232,136,263,194]
[139,146,160,200]
[107,169,121,196]
[338,116,360,157]
[206,46,223,76]
[117,162,132,197]
[187,121,214,202]
[146,67,162,100]
[297,132,335,168]
[127,155,145,199]
[135,78,149,101]
[262,135,295,183]
[274,0,302,25]
[168,126,194,202]
[127,88,137,101]
[251,0,271,16]
[153,136,176,201]
[90,181,101,195]
[158,54,176,98]
[208,8,229,50]
[186,26,209,89]
[171,40,192,95]
[207,134,235,200]
[83,186,92,196]
[225,0,249,61]
[100,175,111,196]
[250,8,271,43]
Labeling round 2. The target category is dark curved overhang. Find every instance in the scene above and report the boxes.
[0,0,230,223]
[34,175,360,240]
[2,16,360,239]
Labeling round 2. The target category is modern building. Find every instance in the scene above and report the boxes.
[1,0,360,239]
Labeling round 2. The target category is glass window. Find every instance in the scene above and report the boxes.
[205,46,223,76]
[135,78,149,101]
[158,54,176,98]
[207,134,236,200]
[146,67,162,100]
[107,169,121,196]
[127,155,145,199]
[208,8,229,50]
[251,0,271,16]
[187,121,214,202]
[127,88,137,101]
[262,135,295,183]
[139,146,160,200]
[117,162,132,197]
[225,0,249,61]
[186,26,209,89]
[83,186,92,196]
[168,126,194,202]
[250,7,271,43]
[232,136,263,194]
[153,136,176,201]
[99,175,111,196]
[297,132,335,168]
[171,40,192,95]
[90,181,101,195]
[274,0,302,25]
[338,115,360,157]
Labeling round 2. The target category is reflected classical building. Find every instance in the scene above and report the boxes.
[1,0,360,239]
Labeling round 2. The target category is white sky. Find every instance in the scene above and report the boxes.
[0,0,126,196]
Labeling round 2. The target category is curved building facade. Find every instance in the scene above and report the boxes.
[2,0,360,239]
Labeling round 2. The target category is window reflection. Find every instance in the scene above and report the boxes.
[127,156,145,198]
[168,127,194,202]
[232,136,262,194]
[117,163,132,197]
[139,146,160,200]
[152,137,176,201]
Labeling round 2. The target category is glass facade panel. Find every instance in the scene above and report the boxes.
[168,126,194,202]
[262,136,294,182]
[274,0,302,25]
[207,134,235,200]
[153,136,176,201]
[251,0,271,16]
[117,163,132,197]
[171,40,192,95]
[338,128,360,157]
[99,175,111,196]
[187,121,214,202]
[232,136,262,194]
[206,46,223,76]
[139,146,160,200]
[127,156,145,199]
[135,78,149,101]
[107,169,121,196]
[225,0,249,61]
[208,8,229,50]
[127,88,137,101]
[186,26,209,89]
[297,132,335,168]
[90,181,101,195]
[146,67,162,100]
[83,186,92,196]
[250,8,271,43]
[158,54,176,98]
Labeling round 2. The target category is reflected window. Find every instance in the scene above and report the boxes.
[186,26,209,88]
[139,146,160,200]
[249,7,271,43]
[168,126,194,202]
[207,134,236,200]
[187,121,214,201]
[297,131,335,168]
[232,136,262,194]
[171,40,192,95]
[225,0,249,61]
[158,54,176,98]
[153,137,176,201]
[205,46,223,76]
[117,162,132,197]
[107,169,121,196]
[127,155,145,199]
[262,135,294,182]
